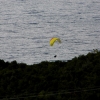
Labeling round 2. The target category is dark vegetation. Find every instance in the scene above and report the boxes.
[0,51,100,100]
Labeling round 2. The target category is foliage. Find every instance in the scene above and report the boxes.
[0,51,100,100]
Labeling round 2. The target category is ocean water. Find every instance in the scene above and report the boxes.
[0,0,100,64]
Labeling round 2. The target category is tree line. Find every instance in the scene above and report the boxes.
[0,51,100,100]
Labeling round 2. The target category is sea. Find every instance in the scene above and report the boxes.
[0,0,100,65]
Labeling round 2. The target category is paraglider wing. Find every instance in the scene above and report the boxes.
[50,37,61,46]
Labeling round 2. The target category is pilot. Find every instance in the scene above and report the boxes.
[54,55,57,58]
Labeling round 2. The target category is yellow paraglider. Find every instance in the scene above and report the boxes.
[50,37,61,46]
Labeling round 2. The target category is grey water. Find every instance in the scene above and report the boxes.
[0,0,100,64]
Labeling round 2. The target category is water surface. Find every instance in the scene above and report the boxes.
[0,0,100,64]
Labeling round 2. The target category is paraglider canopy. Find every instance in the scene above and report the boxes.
[50,37,61,46]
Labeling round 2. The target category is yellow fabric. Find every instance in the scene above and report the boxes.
[50,37,61,46]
